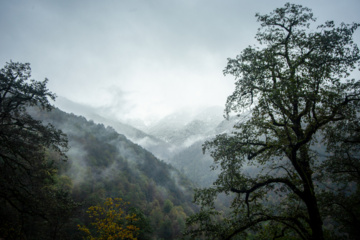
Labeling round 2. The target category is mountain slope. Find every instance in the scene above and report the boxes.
[52,98,245,188]
[54,96,173,161]
[31,107,197,239]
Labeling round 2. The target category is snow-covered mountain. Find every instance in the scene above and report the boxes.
[54,97,246,186]
[54,97,174,160]
[145,106,224,145]
[137,107,248,187]
[55,97,227,158]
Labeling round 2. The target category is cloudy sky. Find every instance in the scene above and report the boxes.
[1,0,359,122]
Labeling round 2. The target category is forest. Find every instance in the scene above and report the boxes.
[1,3,360,240]
[0,62,197,239]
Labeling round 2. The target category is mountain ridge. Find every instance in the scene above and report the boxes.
[30,106,198,239]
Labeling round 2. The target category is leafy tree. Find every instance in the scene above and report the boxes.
[163,199,174,214]
[319,115,360,238]
[0,61,75,239]
[186,3,360,240]
[78,198,139,240]
[127,207,153,240]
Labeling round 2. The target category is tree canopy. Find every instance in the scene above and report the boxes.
[186,3,360,240]
[0,61,75,239]
[78,198,139,240]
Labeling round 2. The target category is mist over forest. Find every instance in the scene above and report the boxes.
[1,1,360,240]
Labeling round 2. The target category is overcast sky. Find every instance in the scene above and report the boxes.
[1,0,360,122]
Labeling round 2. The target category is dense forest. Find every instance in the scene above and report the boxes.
[0,62,198,239]
[34,107,198,239]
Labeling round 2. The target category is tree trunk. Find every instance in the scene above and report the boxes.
[296,147,324,240]
[304,188,324,240]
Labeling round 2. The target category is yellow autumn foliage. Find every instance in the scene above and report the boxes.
[78,198,139,240]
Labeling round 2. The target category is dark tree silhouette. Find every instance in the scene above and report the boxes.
[186,3,360,240]
[0,61,74,239]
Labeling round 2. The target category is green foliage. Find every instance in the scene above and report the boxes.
[319,118,360,239]
[163,199,174,213]
[78,198,139,240]
[186,3,360,240]
[128,207,153,240]
[35,107,197,239]
[0,61,77,239]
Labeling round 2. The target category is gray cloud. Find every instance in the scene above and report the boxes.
[1,0,359,121]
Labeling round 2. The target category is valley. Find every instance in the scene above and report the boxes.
[54,97,238,187]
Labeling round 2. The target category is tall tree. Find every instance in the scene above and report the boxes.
[186,3,360,240]
[0,61,74,239]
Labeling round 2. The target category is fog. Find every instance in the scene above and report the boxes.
[1,0,359,123]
